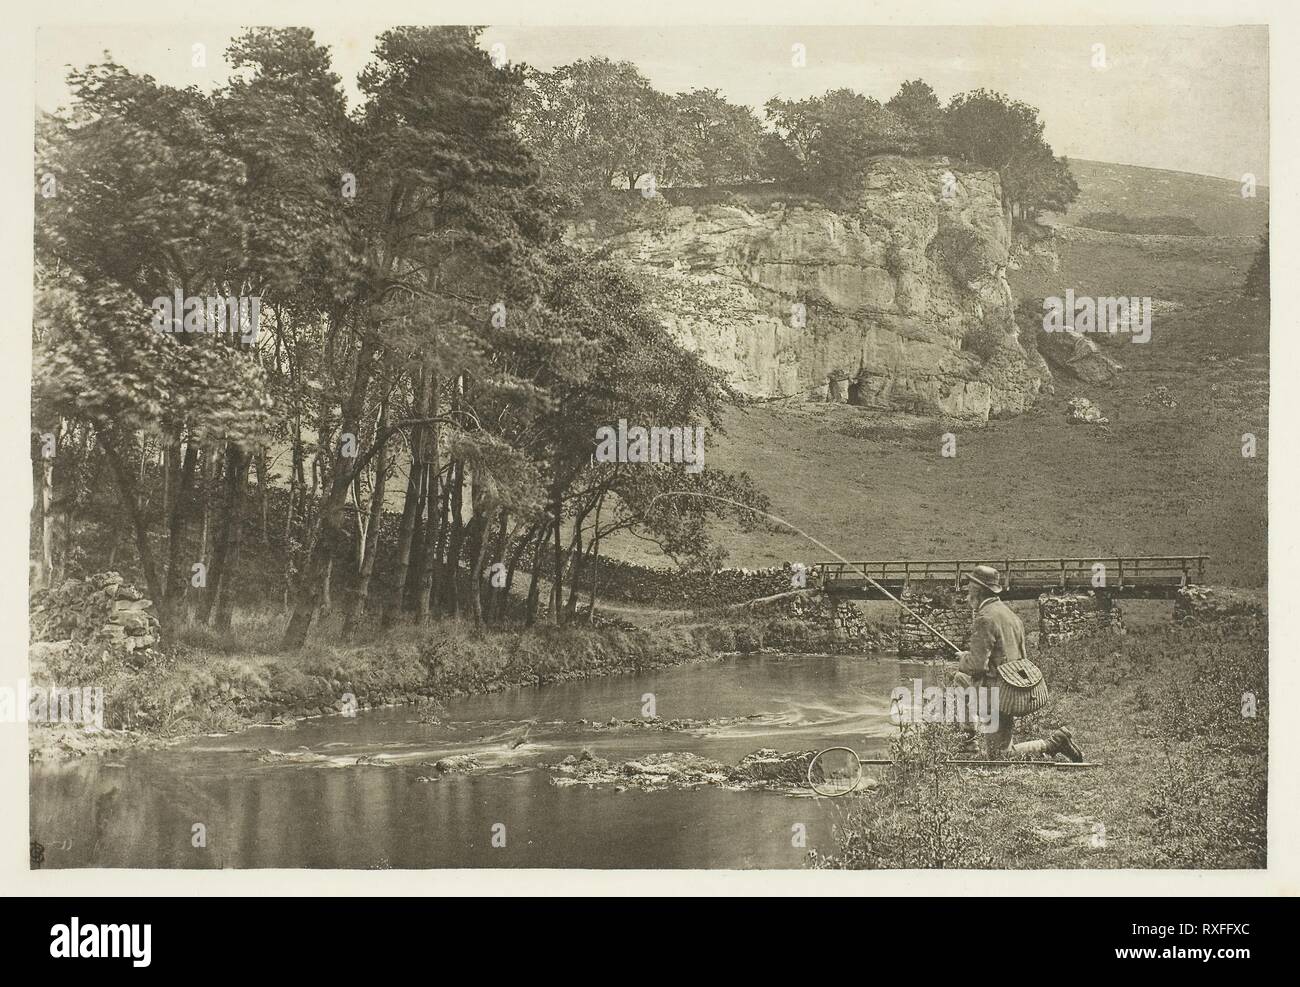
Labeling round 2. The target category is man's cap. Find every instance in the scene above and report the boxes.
[965,564,1004,594]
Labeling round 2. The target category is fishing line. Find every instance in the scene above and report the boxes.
[644,491,961,652]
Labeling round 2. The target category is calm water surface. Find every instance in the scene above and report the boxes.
[30,653,940,868]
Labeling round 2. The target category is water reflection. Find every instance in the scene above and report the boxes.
[31,654,937,868]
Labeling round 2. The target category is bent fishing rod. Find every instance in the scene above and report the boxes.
[645,491,963,654]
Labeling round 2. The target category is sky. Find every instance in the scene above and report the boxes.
[35,23,1269,182]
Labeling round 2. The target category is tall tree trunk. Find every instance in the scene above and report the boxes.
[464,477,484,588]
[161,442,174,531]
[383,366,431,627]
[471,511,494,626]
[254,449,270,545]
[100,432,163,610]
[284,442,297,611]
[163,438,198,626]
[208,444,249,631]
[499,521,534,625]
[292,425,306,515]
[588,493,605,618]
[198,443,247,626]
[524,523,549,627]
[197,446,214,580]
[425,469,450,619]
[551,487,563,625]
[487,512,510,624]
[564,524,585,617]
[281,336,376,650]
[414,471,436,622]
[406,463,430,610]
[417,379,442,621]
[446,460,465,618]
[343,401,389,639]
[214,455,248,634]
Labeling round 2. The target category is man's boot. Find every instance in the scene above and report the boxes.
[1047,726,1085,763]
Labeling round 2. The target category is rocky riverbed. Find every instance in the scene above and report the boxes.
[548,747,881,795]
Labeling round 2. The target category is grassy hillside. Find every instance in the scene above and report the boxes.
[1049,159,1268,237]
[1011,226,1258,307]
[598,159,1268,589]
[687,295,1266,587]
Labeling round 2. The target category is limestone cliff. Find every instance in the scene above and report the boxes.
[570,156,1050,420]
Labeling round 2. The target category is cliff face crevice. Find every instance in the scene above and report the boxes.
[570,156,1050,421]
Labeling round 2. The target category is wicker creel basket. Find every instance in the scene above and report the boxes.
[993,657,1049,716]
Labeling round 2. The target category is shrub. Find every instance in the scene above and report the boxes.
[931,223,996,285]
[810,721,996,869]
[962,320,1005,362]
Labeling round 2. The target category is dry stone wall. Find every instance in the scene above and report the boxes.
[746,591,892,653]
[897,587,970,658]
[529,555,809,608]
[30,571,162,657]
[1037,591,1124,644]
[1174,586,1264,623]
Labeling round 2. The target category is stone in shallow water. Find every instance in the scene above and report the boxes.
[735,748,818,783]
[428,754,480,775]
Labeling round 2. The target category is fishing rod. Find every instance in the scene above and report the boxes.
[645,491,962,653]
[642,493,1099,795]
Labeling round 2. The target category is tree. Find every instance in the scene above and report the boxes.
[886,79,945,153]
[942,89,1076,220]
[1003,147,1079,221]
[673,89,765,185]
[279,25,559,647]
[32,276,272,610]
[943,89,1043,171]
[200,28,357,628]
[519,57,693,195]
[35,61,275,623]
[764,89,911,194]
[511,248,766,624]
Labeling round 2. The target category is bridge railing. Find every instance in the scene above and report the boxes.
[813,556,1207,591]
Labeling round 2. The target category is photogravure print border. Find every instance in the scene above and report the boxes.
[0,0,1290,897]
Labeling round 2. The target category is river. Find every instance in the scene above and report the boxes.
[30,653,940,869]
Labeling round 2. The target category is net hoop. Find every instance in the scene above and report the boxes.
[807,746,863,798]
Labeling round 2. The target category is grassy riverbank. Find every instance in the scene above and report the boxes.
[27,607,855,760]
[810,614,1268,869]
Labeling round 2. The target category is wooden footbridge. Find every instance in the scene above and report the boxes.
[813,556,1207,601]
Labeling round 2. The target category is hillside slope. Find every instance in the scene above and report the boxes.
[603,291,1265,587]
[602,159,1269,588]
[1048,159,1268,237]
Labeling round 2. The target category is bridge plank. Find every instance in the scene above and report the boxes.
[815,556,1206,600]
